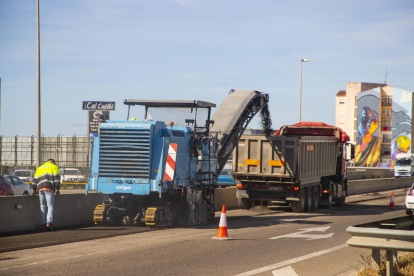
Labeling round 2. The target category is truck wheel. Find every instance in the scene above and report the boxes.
[406,209,413,216]
[238,198,252,210]
[292,188,306,212]
[327,187,333,209]
[311,186,319,211]
[336,191,346,207]
[305,187,312,212]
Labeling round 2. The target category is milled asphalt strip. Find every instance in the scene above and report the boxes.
[234,243,348,276]
[0,246,131,271]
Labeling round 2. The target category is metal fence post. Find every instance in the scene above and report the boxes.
[31,135,34,167]
[57,134,60,166]
[73,134,76,168]
[372,249,381,271]
[386,250,394,276]
[15,135,18,166]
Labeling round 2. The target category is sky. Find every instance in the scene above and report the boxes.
[1,0,414,136]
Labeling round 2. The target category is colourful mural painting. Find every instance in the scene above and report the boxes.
[391,88,412,167]
[353,89,381,167]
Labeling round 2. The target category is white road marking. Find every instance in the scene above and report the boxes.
[269,226,334,240]
[272,266,298,276]
[63,255,81,260]
[234,243,348,276]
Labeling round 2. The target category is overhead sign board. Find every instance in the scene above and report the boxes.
[82,101,115,111]
[88,110,110,135]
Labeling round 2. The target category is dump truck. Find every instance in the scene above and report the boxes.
[86,89,269,226]
[234,122,354,212]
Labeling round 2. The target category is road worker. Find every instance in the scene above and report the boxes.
[32,159,61,231]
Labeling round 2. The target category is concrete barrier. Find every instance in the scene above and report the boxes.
[347,167,394,180]
[0,189,238,234]
[214,187,238,211]
[347,176,413,195]
[1,177,413,234]
[0,193,103,234]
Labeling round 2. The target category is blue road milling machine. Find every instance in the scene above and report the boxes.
[86,90,269,227]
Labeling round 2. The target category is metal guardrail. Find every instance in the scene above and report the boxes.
[346,216,414,276]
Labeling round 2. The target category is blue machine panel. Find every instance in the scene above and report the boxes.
[99,124,153,179]
[88,121,170,196]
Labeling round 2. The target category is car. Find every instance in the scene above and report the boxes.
[4,175,32,195]
[12,169,35,183]
[60,168,86,183]
[406,183,414,215]
[0,175,15,196]
[216,169,236,188]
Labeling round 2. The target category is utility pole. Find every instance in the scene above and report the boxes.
[0,78,2,134]
[36,0,41,168]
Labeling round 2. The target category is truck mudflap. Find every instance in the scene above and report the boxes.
[236,189,249,198]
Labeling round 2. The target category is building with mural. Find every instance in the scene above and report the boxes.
[335,83,413,167]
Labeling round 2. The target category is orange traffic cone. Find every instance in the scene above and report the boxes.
[212,205,233,240]
[390,191,395,208]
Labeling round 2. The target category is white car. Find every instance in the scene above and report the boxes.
[405,183,414,215]
[60,168,86,183]
[12,169,35,183]
[4,175,31,195]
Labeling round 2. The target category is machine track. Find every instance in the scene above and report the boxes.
[145,206,174,228]
[94,204,110,225]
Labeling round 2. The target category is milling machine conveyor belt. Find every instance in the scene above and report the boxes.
[211,90,269,175]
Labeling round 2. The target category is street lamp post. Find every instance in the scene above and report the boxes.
[299,58,309,122]
[36,0,41,168]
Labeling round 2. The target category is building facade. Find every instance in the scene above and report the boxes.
[335,82,413,167]
[335,90,346,130]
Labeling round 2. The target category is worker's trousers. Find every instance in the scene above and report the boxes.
[39,190,55,225]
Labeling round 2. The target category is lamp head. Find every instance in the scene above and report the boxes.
[301,59,309,62]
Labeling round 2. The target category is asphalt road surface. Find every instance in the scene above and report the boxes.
[0,189,410,276]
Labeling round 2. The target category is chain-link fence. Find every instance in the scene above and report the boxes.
[0,135,91,177]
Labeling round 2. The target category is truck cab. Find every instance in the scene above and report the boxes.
[394,153,414,177]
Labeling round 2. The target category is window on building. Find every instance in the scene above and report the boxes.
[339,111,345,116]
[354,108,357,118]
[382,134,392,143]
[381,119,391,130]
[381,95,392,107]
[339,99,345,104]
[382,110,391,119]
[381,144,391,155]
[380,157,391,164]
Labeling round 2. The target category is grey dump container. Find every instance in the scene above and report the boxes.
[233,135,339,184]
